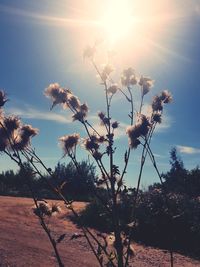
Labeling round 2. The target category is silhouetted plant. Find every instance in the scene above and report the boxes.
[0,41,173,267]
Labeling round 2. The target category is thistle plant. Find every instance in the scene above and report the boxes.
[0,43,173,267]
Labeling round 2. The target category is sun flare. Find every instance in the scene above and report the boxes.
[100,1,136,43]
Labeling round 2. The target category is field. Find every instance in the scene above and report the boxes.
[0,196,199,267]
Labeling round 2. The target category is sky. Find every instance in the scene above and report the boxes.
[0,0,200,187]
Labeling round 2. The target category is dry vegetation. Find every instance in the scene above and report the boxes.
[0,196,199,267]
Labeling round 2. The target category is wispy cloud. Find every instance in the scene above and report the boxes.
[177,145,200,154]
[7,106,71,124]
[0,4,99,28]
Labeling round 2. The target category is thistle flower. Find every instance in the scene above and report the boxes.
[98,111,105,121]
[59,133,79,155]
[160,90,173,103]
[112,121,119,129]
[72,111,87,122]
[126,115,150,149]
[33,202,52,217]
[139,76,154,96]
[121,68,137,87]
[152,90,172,112]
[44,83,70,109]
[83,45,96,59]
[14,125,39,150]
[0,90,8,107]
[20,125,39,139]
[68,95,81,110]
[72,102,89,121]
[92,150,102,160]
[130,75,138,85]
[123,68,135,78]
[152,95,163,112]
[101,64,114,81]
[3,116,21,134]
[84,136,99,151]
[98,135,106,143]
[80,103,89,114]
[107,84,118,95]
[152,113,162,123]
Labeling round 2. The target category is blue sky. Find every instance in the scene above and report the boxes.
[0,0,200,187]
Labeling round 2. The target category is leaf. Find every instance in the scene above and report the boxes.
[57,234,66,244]
[112,165,120,175]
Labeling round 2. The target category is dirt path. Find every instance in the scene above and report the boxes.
[0,196,199,267]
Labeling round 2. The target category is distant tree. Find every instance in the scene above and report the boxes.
[162,148,188,194]
[51,160,97,200]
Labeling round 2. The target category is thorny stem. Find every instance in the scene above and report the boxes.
[92,59,124,266]
[124,124,156,267]
[22,148,115,267]
[4,146,64,267]
[117,86,134,194]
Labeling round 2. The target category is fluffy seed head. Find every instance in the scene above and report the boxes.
[83,45,96,59]
[160,90,173,103]
[139,76,154,96]
[44,83,70,109]
[107,84,118,95]
[3,116,21,134]
[0,90,8,107]
[59,133,80,155]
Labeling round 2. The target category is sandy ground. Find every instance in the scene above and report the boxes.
[0,196,199,267]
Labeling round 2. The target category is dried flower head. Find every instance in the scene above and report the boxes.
[123,68,135,78]
[72,111,86,122]
[14,125,39,150]
[160,90,173,103]
[44,83,70,109]
[152,90,172,112]
[51,203,61,214]
[152,95,163,112]
[126,115,150,149]
[0,90,8,107]
[59,133,80,155]
[92,150,102,160]
[33,202,52,217]
[152,113,162,123]
[121,68,137,87]
[139,76,154,96]
[20,125,39,139]
[3,116,21,134]
[98,135,106,143]
[72,103,89,121]
[83,45,96,59]
[107,84,118,95]
[80,103,89,114]
[84,136,99,151]
[98,111,105,121]
[112,121,119,129]
[101,64,114,81]
[68,95,81,110]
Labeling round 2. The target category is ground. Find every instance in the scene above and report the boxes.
[0,196,199,267]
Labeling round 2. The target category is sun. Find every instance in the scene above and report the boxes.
[100,1,137,43]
